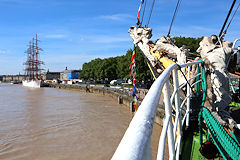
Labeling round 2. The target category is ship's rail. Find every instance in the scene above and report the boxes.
[112,61,204,160]
[229,73,240,92]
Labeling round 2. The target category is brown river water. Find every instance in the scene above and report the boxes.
[0,83,161,160]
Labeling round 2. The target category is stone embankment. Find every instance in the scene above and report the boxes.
[46,83,165,126]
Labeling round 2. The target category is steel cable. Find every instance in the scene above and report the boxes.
[146,0,156,27]
[222,1,240,37]
[219,0,237,38]
[167,0,182,37]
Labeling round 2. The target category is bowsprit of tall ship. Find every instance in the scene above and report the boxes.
[22,34,44,88]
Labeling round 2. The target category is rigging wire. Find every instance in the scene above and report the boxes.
[167,0,183,37]
[146,0,156,27]
[219,0,236,38]
[222,1,240,38]
[140,0,147,26]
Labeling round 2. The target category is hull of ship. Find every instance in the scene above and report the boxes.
[22,80,41,88]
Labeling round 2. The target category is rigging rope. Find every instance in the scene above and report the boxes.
[140,0,147,26]
[146,0,156,27]
[219,0,237,38]
[167,0,182,37]
[222,1,240,38]
[176,64,197,96]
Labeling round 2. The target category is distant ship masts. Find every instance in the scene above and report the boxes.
[24,34,44,80]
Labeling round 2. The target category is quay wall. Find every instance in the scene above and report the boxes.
[46,83,165,126]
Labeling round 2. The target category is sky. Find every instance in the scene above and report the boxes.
[0,0,240,75]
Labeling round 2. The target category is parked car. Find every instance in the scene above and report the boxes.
[116,79,123,85]
[128,79,132,84]
[110,80,117,85]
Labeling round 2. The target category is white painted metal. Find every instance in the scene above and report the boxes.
[112,61,203,160]
[172,69,181,142]
[186,66,191,127]
[233,39,240,50]
[163,80,175,160]
[157,116,170,160]
[22,79,41,88]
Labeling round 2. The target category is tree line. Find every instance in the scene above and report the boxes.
[79,36,204,82]
[79,47,153,82]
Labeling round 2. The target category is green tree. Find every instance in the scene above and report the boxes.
[173,36,203,57]
[134,47,152,82]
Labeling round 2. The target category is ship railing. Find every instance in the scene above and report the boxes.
[111,61,203,160]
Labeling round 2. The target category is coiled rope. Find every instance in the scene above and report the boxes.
[199,107,240,160]
[197,60,240,159]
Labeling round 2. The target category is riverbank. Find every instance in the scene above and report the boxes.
[46,83,165,126]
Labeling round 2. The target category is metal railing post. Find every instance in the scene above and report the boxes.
[157,117,170,160]
[163,79,175,160]
[172,69,182,133]
[186,66,191,127]
[172,68,182,160]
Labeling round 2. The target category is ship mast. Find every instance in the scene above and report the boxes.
[36,34,38,79]
[32,38,35,79]
[24,40,32,79]
[24,34,44,80]
[35,33,44,79]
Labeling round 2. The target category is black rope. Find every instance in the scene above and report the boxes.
[176,64,197,96]
[222,2,240,37]
[167,0,182,37]
[219,0,236,38]
[140,0,147,26]
[146,0,156,27]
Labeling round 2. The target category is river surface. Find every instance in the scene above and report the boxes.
[0,83,161,160]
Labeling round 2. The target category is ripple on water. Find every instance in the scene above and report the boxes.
[0,84,133,160]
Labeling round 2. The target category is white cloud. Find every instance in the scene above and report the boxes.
[89,35,130,43]
[0,0,33,5]
[42,51,126,67]
[78,37,84,43]
[99,14,134,21]
[43,34,67,39]
[42,53,94,64]
[154,25,219,38]
[0,0,83,7]
[0,50,10,54]
[0,0,27,2]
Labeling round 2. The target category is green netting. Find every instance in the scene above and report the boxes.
[197,60,240,159]
[199,107,240,160]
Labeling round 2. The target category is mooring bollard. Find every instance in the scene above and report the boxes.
[130,101,135,112]
[118,96,123,104]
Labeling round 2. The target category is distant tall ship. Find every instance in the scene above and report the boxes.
[23,34,44,88]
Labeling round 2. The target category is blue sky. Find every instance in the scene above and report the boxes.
[0,0,240,75]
